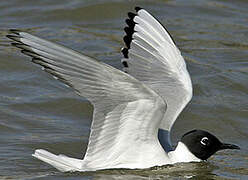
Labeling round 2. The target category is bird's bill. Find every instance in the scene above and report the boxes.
[220,143,240,150]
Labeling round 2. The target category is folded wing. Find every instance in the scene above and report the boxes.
[121,8,193,149]
[7,30,167,170]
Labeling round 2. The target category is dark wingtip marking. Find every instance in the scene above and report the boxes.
[6,35,14,39]
[121,48,128,58]
[121,7,140,68]
[8,30,79,93]
[124,27,133,37]
[122,61,128,67]
[21,49,38,58]
[43,67,76,91]
[123,35,132,49]
[21,49,29,54]
[6,35,21,42]
[125,19,135,29]
[11,42,23,48]
[135,7,142,12]
[11,42,20,46]
[31,58,68,83]
[128,12,136,20]
[9,29,21,35]
[123,18,135,49]
[32,58,55,71]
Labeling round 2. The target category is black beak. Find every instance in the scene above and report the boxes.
[220,143,240,150]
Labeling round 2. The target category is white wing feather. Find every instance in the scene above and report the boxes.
[8,30,168,171]
[122,8,192,149]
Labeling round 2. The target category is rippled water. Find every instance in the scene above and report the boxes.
[1,0,248,179]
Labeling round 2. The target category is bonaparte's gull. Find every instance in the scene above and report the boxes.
[7,7,240,172]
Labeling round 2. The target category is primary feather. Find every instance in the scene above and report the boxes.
[7,27,169,171]
[121,8,192,149]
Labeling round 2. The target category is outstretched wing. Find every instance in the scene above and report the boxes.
[121,7,192,148]
[7,30,167,170]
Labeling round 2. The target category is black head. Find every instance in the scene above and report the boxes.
[181,129,240,160]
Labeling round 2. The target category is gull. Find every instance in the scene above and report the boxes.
[7,7,240,172]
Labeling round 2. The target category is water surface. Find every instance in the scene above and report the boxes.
[0,0,248,179]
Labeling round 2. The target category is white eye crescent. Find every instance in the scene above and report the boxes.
[200,137,208,146]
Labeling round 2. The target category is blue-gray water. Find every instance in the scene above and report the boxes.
[0,0,248,179]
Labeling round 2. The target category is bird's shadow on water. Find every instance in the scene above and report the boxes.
[53,162,220,180]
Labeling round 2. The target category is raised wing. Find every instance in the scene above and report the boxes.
[121,7,193,149]
[7,30,167,170]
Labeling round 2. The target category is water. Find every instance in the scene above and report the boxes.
[0,0,248,179]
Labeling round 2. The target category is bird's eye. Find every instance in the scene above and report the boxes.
[200,137,209,146]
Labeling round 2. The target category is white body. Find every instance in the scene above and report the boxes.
[9,8,197,172]
[33,142,201,172]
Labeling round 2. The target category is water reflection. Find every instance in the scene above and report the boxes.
[58,162,219,180]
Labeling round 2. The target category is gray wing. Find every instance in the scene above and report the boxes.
[7,30,167,169]
[121,8,192,148]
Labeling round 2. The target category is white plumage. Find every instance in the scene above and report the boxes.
[8,7,196,172]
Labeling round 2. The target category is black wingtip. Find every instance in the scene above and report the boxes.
[121,48,129,58]
[135,7,142,12]
[21,49,38,58]
[6,34,16,40]
[123,35,132,49]
[123,12,136,50]
[122,61,128,68]
[124,26,133,37]
[127,12,136,20]
[121,7,141,68]
[11,42,22,47]
[125,19,135,29]
[6,34,21,43]
[9,29,21,35]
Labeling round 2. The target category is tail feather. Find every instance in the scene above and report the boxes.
[32,149,83,172]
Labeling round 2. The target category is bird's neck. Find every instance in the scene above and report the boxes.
[168,142,202,164]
